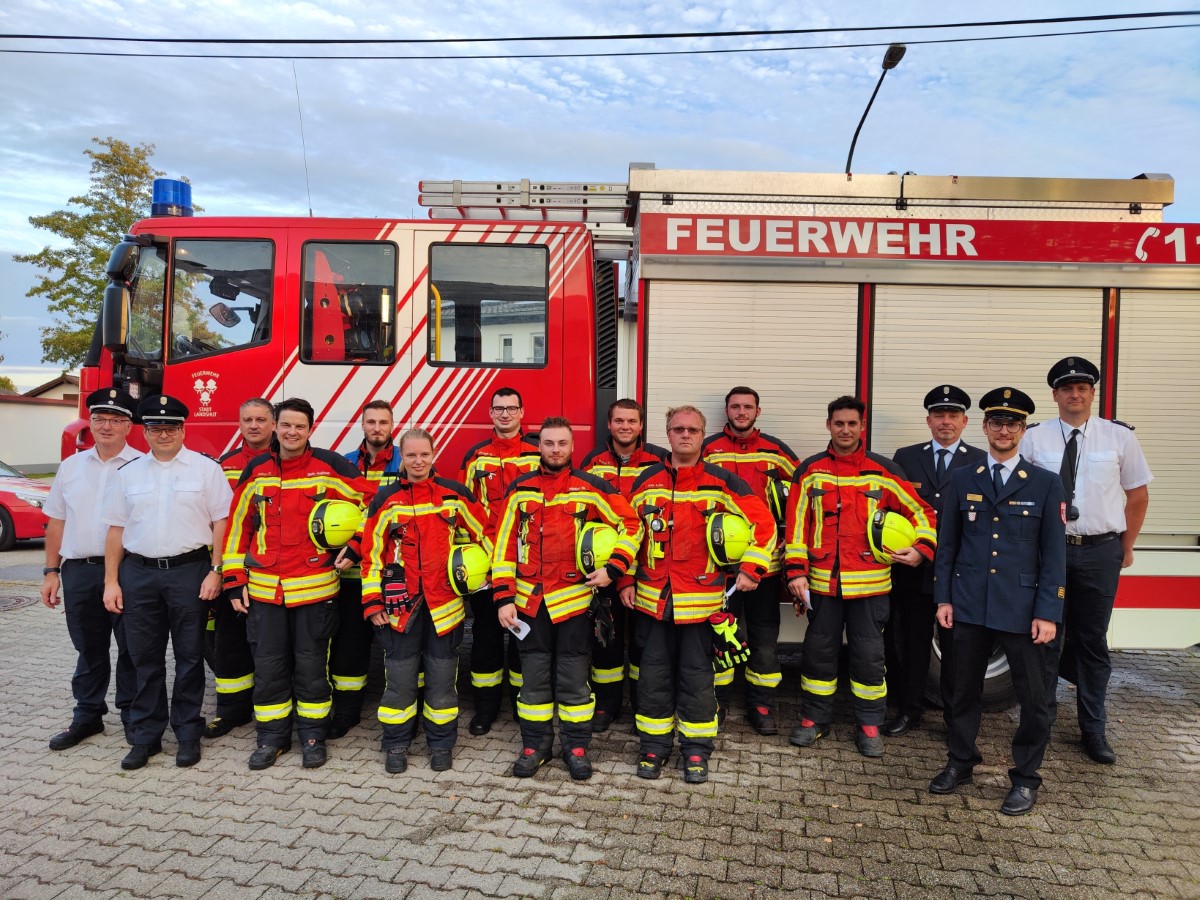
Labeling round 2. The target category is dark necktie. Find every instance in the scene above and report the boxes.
[1060,428,1081,504]
[992,462,1004,495]
[936,448,949,483]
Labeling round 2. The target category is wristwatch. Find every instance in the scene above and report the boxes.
[43,566,61,575]
[210,565,222,574]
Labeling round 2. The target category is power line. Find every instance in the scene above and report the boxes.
[0,23,1195,61]
[2,10,1197,45]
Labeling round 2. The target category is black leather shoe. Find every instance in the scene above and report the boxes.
[882,714,921,737]
[120,742,162,770]
[747,706,778,736]
[1081,733,1116,765]
[430,748,453,772]
[591,710,613,733]
[249,744,289,770]
[301,739,327,769]
[384,748,408,774]
[49,721,104,751]
[928,766,974,794]
[562,747,593,781]
[203,715,250,740]
[176,740,201,768]
[1000,785,1038,816]
[469,713,495,736]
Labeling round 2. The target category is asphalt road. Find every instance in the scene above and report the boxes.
[2,545,1198,898]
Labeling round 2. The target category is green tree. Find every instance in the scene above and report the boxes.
[0,375,15,393]
[14,137,165,367]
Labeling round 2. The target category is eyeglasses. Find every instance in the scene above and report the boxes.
[985,420,1025,433]
[668,426,703,435]
[144,424,183,436]
[490,405,521,415]
[89,415,128,427]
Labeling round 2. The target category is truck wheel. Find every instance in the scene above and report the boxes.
[924,628,1016,710]
[0,507,14,551]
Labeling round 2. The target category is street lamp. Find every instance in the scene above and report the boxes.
[844,43,907,175]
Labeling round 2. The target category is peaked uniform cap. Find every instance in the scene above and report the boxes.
[922,384,971,412]
[979,386,1035,420]
[136,394,190,424]
[86,388,136,418]
[1047,356,1099,388]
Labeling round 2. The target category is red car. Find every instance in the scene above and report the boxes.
[0,459,50,551]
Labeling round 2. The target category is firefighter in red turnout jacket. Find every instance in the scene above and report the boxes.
[361,428,490,774]
[785,396,936,758]
[207,398,275,739]
[223,398,373,771]
[458,387,541,735]
[579,398,668,730]
[701,386,798,734]
[620,405,775,784]
[493,418,642,780]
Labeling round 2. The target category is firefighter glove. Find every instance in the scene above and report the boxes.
[709,610,750,671]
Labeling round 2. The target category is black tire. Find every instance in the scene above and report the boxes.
[0,507,15,552]
[924,628,1016,710]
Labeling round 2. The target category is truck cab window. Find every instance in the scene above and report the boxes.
[300,241,398,365]
[428,244,548,366]
[127,247,167,361]
[169,239,273,361]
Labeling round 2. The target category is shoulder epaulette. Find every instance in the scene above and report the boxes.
[1026,421,1041,429]
[1112,419,1135,431]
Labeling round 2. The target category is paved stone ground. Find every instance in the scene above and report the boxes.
[1,569,1198,899]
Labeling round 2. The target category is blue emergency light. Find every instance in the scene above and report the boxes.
[151,178,194,217]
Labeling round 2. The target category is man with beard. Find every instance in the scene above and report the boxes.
[493,417,641,780]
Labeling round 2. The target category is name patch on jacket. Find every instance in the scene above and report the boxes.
[966,493,983,501]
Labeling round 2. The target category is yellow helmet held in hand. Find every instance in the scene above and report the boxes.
[308,499,364,550]
[577,522,619,575]
[766,478,789,526]
[706,512,752,566]
[448,543,490,596]
[868,510,918,564]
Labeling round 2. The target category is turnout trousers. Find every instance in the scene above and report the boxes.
[949,621,1051,790]
[589,585,628,717]
[329,576,373,726]
[715,574,783,712]
[800,591,889,726]
[376,604,461,751]
[515,602,594,753]
[468,588,522,719]
[61,558,135,737]
[1044,538,1124,735]
[246,598,337,745]
[634,614,717,760]
[209,591,254,721]
[119,557,208,745]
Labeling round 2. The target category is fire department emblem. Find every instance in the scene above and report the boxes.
[191,370,220,418]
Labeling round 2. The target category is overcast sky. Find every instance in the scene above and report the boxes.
[1,1,1197,388]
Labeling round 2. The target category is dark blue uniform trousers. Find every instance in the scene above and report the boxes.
[62,558,135,737]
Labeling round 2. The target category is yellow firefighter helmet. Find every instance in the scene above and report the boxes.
[308,499,364,550]
[766,478,789,526]
[448,543,490,596]
[706,512,753,566]
[576,522,619,575]
[868,510,918,564]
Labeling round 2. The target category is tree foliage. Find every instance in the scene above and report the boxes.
[14,137,165,368]
[0,374,15,392]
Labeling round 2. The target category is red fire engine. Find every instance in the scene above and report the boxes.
[72,166,1200,697]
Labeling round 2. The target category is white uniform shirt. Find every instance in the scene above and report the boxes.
[45,444,144,559]
[102,447,233,557]
[987,453,1019,486]
[1021,416,1153,536]
[931,439,962,471]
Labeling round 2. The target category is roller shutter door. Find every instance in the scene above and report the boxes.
[1116,289,1200,535]
[645,281,858,453]
[870,284,1104,457]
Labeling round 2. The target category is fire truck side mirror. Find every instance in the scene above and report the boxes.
[101,281,130,351]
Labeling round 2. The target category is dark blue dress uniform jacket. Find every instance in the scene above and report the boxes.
[934,455,1067,633]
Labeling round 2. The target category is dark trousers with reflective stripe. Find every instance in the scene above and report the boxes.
[884,566,952,721]
[329,577,373,725]
[715,574,783,712]
[517,602,593,752]
[61,559,135,736]
[589,585,627,715]
[801,591,889,726]
[377,606,461,751]
[209,591,254,720]
[468,588,521,718]
[1044,538,1123,735]
[119,557,208,745]
[246,599,337,745]
[634,614,717,760]
[949,621,1050,790]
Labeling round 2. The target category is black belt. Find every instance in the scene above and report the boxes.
[65,556,105,565]
[1066,532,1119,546]
[126,548,210,569]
